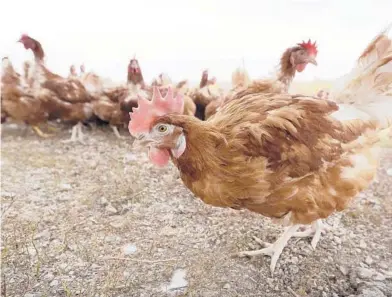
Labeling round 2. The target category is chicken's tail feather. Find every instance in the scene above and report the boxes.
[330,24,392,127]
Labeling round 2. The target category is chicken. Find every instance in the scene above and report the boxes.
[205,40,319,120]
[69,65,78,79]
[128,27,392,275]
[191,70,224,120]
[18,34,96,143]
[79,64,116,94]
[91,58,148,138]
[1,57,50,137]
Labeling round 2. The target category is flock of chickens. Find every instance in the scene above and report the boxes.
[1,34,319,143]
[2,26,392,275]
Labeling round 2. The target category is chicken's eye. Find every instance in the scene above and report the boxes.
[157,125,168,133]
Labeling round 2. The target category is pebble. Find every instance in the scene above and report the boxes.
[100,197,109,206]
[365,256,373,265]
[357,267,374,279]
[334,236,342,245]
[50,279,59,287]
[105,204,117,214]
[223,283,231,289]
[166,269,188,291]
[379,263,388,269]
[386,168,392,176]
[359,240,367,249]
[123,244,137,255]
[59,183,72,191]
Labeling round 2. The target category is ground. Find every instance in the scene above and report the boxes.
[1,123,392,297]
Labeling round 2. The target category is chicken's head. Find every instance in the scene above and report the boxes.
[129,59,140,74]
[70,65,77,76]
[128,87,185,167]
[290,39,318,72]
[18,34,36,50]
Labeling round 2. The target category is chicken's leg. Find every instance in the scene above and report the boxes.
[238,224,300,274]
[111,125,125,139]
[62,123,79,143]
[292,219,331,250]
[76,122,86,143]
[32,126,53,138]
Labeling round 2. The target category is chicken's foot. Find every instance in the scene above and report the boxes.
[32,126,53,138]
[111,125,125,139]
[292,219,331,250]
[238,224,300,274]
[62,122,85,144]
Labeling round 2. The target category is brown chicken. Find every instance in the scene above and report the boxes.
[191,70,224,120]
[18,34,96,143]
[205,40,318,120]
[92,58,148,138]
[1,57,50,137]
[128,27,392,274]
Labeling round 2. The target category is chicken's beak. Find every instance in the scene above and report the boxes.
[308,56,317,66]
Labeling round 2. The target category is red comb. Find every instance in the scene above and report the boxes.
[298,39,318,56]
[128,86,184,136]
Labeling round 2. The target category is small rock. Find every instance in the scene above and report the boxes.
[223,283,231,289]
[34,229,50,240]
[357,267,374,279]
[291,256,299,264]
[383,270,392,279]
[123,244,137,255]
[386,168,392,176]
[123,270,131,278]
[105,204,117,214]
[124,153,138,162]
[167,269,188,291]
[359,240,367,249]
[50,279,59,287]
[100,197,109,206]
[109,220,124,229]
[334,236,342,245]
[379,263,388,270]
[339,265,349,276]
[59,183,72,191]
[374,273,386,281]
[365,256,373,265]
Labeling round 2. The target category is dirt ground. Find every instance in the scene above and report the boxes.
[1,123,392,297]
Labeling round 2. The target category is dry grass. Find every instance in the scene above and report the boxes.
[1,123,392,297]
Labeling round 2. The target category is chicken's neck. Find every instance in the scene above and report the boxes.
[276,47,297,92]
[128,72,145,88]
[159,114,226,180]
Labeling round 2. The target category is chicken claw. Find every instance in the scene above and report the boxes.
[32,126,53,138]
[238,225,300,274]
[292,219,331,250]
